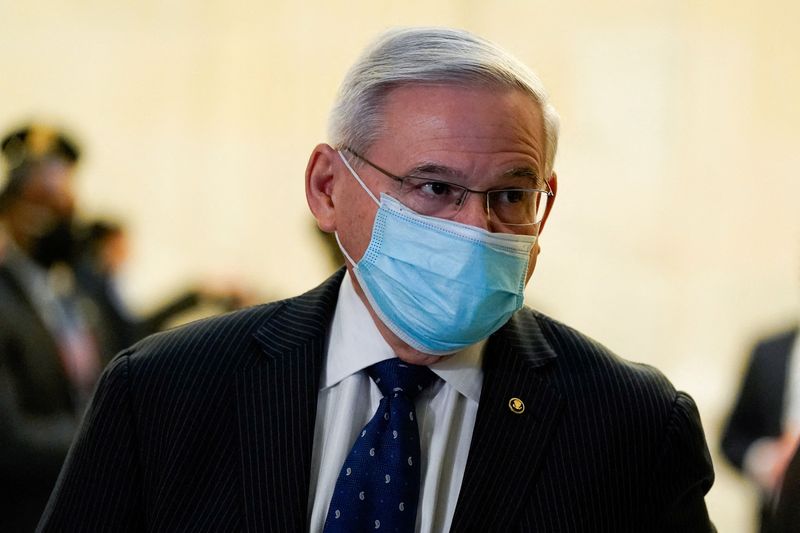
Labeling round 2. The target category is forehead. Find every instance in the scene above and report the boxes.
[371,83,545,181]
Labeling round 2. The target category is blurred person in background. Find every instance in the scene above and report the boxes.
[722,327,800,532]
[0,124,107,532]
[0,124,253,531]
[73,218,249,355]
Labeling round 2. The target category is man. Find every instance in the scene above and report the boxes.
[722,328,800,532]
[0,125,106,531]
[39,28,715,532]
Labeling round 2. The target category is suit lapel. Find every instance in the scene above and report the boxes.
[234,271,563,531]
[236,270,344,533]
[451,309,563,531]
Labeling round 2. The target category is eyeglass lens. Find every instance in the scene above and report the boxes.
[397,176,547,225]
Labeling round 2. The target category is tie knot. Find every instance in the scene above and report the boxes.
[367,358,437,400]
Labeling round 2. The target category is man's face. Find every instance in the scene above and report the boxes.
[13,158,77,223]
[333,83,554,283]
[4,159,77,261]
[307,82,556,363]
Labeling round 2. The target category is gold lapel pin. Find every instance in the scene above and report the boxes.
[508,397,525,414]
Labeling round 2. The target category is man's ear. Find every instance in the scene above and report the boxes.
[536,172,557,235]
[305,143,340,233]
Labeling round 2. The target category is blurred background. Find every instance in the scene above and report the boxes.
[1,0,798,530]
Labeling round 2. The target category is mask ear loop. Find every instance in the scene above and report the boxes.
[337,150,380,206]
[334,231,356,266]
[334,150,382,267]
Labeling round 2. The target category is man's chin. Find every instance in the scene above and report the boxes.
[394,350,451,367]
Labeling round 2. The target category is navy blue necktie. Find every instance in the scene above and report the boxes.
[323,358,437,533]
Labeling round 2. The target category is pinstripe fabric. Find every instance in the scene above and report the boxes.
[38,269,714,532]
[39,272,339,533]
[451,312,714,532]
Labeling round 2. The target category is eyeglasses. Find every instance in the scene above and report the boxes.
[343,148,553,227]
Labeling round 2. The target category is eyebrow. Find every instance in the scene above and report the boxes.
[501,167,540,183]
[406,163,465,180]
[407,163,541,184]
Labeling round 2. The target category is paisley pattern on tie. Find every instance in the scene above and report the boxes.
[323,358,437,532]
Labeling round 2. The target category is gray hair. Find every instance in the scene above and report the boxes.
[328,27,561,178]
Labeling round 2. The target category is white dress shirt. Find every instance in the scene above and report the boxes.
[307,273,484,532]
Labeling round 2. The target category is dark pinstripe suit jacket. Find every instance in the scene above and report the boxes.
[39,270,714,532]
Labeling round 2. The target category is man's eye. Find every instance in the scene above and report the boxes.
[420,181,454,196]
[404,177,459,197]
[496,189,527,204]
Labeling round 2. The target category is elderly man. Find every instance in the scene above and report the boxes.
[39,28,714,532]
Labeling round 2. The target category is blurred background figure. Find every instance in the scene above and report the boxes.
[73,217,249,355]
[0,124,104,531]
[0,123,253,531]
[721,326,800,532]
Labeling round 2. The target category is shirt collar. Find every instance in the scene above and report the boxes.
[322,272,484,403]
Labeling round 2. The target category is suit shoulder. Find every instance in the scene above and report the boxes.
[527,308,677,402]
[121,301,285,376]
[118,268,344,380]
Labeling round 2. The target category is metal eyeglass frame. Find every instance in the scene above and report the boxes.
[342,147,553,227]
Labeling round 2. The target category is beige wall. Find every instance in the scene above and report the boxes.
[3,1,799,530]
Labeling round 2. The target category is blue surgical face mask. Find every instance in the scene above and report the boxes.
[336,150,537,355]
